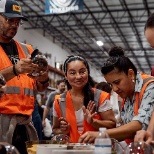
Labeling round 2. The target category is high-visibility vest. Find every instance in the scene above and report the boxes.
[121,73,154,144]
[54,88,109,143]
[0,40,36,116]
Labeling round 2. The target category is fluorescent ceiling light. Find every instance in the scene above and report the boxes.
[96,40,104,46]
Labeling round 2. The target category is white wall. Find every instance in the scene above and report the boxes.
[15,24,105,82]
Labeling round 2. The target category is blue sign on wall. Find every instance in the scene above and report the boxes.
[45,0,83,14]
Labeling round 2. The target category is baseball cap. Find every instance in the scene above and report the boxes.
[0,0,27,21]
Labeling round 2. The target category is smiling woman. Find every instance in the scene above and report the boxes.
[52,55,116,143]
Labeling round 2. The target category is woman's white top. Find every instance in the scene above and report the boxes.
[53,99,112,133]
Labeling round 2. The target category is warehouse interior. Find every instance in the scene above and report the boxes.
[20,0,154,74]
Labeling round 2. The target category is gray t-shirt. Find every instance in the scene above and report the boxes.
[45,91,60,123]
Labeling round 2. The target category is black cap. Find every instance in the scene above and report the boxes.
[0,0,27,21]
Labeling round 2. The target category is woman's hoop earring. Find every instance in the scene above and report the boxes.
[132,79,135,83]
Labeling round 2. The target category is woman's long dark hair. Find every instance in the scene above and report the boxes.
[63,55,95,107]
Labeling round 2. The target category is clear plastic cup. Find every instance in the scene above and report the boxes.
[0,142,20,154]
[51,134,70,144]
[111,138,125,154]
[124,141,154,154]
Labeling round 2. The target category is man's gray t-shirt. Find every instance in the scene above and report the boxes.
[46,91,60,108]
[45,91,60,124]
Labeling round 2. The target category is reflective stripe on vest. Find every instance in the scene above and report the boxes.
[24,88,35,96]
[59,92,67,118]
[59,89,102,118]
[6,86,20,94]
[5,86,34,96]
[20,43,35,97]
[19,42,30,57]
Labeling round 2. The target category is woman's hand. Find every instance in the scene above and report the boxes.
[78,131,99,143]
[59,117,70,135]
[87,100,96,114]
[134,130,153,144]
[42,119,46,128]
[82,101,97,124]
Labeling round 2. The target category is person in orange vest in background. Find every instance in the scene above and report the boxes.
[95,81,121,126]
[0,0,49,154]
[52,55,116,143]
[134,13,154,145]
[42,79,66,139]
[78,46,154,145]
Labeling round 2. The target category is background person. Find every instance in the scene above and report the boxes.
[42,79,66,127]
[42,79,66,138]
[52,55,116,143]
[32,94,43,140]
[95,81,112,93]
[95,81,121,126]
[0,0,49,153]
[78,46,154,144]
